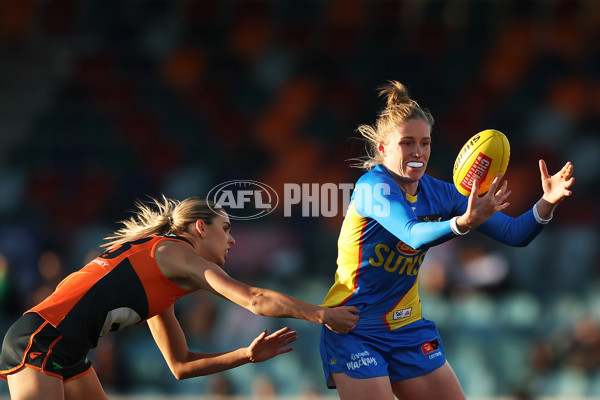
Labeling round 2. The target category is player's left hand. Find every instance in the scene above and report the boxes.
[540,160,574,205]
[246,327,297,363]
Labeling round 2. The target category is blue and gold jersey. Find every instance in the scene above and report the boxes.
[322,164,544,331]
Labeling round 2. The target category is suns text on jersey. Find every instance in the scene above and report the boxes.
[368,244,426,275]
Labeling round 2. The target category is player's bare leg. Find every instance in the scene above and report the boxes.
[391,361,466,400]
[332,373,395,400]
[64,368,107,400]
[7,366,64,400]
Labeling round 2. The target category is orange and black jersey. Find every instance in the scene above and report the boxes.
[29,235,191,355]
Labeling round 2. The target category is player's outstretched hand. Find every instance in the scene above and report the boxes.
[540,160,574,204]
[247,327,297,363]
[324,305,359,334]
[457,174,511,231]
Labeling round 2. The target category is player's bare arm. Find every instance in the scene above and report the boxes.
[147,305,297,379]
[155,241,359,333]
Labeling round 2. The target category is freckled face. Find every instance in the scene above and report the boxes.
[200,215,235,266]
[378,118,431,194]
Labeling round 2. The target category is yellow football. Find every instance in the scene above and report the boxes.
[453,129,510,196]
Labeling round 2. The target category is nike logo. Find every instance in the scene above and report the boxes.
[29,352,43,359]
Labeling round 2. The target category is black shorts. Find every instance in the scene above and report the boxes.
[0,312,92,382]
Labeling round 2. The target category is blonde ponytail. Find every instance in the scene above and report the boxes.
[351,81,434,170]
[102,196,225,249]
[379,80,411,107]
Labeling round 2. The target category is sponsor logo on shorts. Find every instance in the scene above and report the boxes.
[421,338,439,355]
[393,308,412,320]
[330,357,338,365]
[421,338,443,359]
[52,362,64,370]
[29,352,43,360]
[346,351,378,371]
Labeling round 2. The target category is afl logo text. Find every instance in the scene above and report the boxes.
[207,180,279,220]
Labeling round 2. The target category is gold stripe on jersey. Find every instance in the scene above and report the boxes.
[322,201,366,307]
[383,275,422,330]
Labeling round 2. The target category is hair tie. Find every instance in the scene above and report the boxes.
[167,216,172,224]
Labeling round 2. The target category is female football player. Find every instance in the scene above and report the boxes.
[320,80,574,400]
[0,196,359,399]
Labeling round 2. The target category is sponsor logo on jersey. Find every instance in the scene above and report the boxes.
[90,259,109,267]
[396,241,419,256]
[418,214,442,222]
[393,308,412,320]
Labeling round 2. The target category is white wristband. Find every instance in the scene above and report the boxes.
[533,202,552,224]
[450,216,469,235]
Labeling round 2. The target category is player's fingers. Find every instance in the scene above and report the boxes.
[281,335,297,346]
[268,330,295,341]
[494,179,508,196]
[539,159,550,179]
[498,189,512,205]
[256,329,268,340]
[277,346,295,355]
[269,327,291,337]
[498,183,511,204]
[565,176,575,188]
[487,173,502,194]
[560,162,573,180]
[496,201,511,212]
[326,324,347,334]
[469,178,480,200]
[276,331,298,342]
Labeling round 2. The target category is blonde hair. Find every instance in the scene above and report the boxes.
[352,81,434,170]
[102,196,226,249]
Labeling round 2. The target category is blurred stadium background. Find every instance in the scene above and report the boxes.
[0,0,598,399]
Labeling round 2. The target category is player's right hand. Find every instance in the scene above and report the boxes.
[247,327,297,363]
[457,175,511,231]
[324,306,359,334]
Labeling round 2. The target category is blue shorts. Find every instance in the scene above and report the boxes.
[320,318,446,388]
